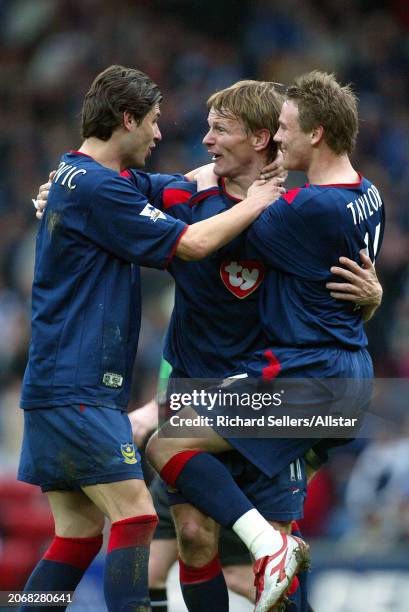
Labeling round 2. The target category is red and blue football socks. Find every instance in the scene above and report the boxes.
[160,451,253,528]
[104,514,158,612]
[179,555,229,612]
[21,534,103,611]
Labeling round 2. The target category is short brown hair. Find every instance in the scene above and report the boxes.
[207,80,284,161]
[81,65,162,141]
[286,71,358,155]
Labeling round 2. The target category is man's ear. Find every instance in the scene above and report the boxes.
[123,111,136,131]
[252,128,271,152]
[311,125,324,146]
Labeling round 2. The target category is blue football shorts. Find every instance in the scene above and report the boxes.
[166,450,306,522]
[189,347,373,478]
[18,405,143,492]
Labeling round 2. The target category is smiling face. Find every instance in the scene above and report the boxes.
[123,103,162,168]
[274,100,312,172]
[202,109,258,179]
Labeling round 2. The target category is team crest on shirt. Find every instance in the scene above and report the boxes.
[220,260,265,299]
[121,443,138,464]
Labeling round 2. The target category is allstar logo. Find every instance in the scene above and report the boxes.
[220,260,265,299]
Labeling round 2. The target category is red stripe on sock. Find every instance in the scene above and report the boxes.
[107,514,158,553]
[179,555,222,584]
[43,535,103,570]
[160,450,203,488]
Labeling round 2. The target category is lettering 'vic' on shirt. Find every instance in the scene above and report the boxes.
[21,152,186,410]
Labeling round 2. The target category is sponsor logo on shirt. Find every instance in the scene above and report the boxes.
[102,372,124,388]
[139,203,167,222]
[220,260,265,299]
[121,443,138,464]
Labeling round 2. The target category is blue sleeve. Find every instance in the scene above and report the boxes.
[156,184,224,224]
[85,175,187,269]
[246,199,326,279]
[126,170,186,209]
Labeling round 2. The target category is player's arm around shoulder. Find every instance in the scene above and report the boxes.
[175,177,285,261]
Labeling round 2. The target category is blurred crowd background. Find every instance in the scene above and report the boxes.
[0,0,408,608]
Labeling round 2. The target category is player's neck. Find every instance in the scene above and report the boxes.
[307,153,359,185]
[223,177,248,200]
[223,158,266,200]
[79,139,122,172]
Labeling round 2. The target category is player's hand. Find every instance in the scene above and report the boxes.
[32,171,55,220]
[193,163,218,191]
[326,250,383,306]
[247,176,286,208]
[184,163,209,182]
[259,151,288,184]
[128,399,159,447]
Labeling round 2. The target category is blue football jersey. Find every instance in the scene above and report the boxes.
[126,175,267,378]
[245,176,385,349]
[21,152,186,410]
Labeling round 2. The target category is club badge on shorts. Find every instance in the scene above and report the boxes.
[121,443,138,464]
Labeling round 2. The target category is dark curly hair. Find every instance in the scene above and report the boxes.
[81,64,162,141]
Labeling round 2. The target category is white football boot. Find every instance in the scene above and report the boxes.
[253,533,309,612]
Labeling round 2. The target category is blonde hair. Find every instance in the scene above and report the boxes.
[207,80,284,161]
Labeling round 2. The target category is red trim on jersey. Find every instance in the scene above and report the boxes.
[308,173,363,187]
[69,150,93,159]
[164,225,189,270]
[43,535,103,569]
[162,188,193,209]
[179,555,222,584]
[220,177,242,203]
[120,169,132,178]
[189,187,220,207]
[262,349,281,380]
[282,188,302,204]
[107,515,158,553]
[160,450,203,488]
